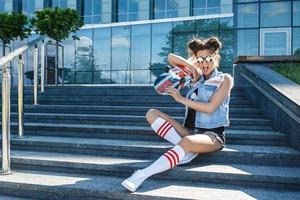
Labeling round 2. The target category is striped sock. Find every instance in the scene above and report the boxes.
[141,145,185,178]
[151,117,182,144]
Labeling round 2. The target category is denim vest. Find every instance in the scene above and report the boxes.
[184,69,231,129]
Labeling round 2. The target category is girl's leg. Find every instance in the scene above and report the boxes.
[146,109,199,165]
[146,109,191,144]
[121,132,222,192]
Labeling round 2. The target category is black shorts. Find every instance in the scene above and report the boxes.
[190,126,225,150]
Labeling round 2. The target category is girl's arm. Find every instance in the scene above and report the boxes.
[167,53,202,82]
[166,75,233,113]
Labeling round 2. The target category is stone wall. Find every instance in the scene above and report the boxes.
[234,63,300,150]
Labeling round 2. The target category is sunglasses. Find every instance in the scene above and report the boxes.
[196,56,214,64]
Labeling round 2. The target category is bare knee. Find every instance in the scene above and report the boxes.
[146,109,160,124]
[178,136,193,152]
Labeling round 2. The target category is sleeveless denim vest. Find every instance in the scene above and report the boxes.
[184,69,231,129]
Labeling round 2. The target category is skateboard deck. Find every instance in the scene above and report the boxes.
[154,65,193,95]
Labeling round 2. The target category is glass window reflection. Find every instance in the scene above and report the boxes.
[173,33,195,57]
[94,71,111,84]
[293,28,300,56]
[52,0,76,9]
[112,26,130,70]
[155,0,189,19]
[0,0,13,12]
[83,0,111,24]
[151,22,172,72]
[131,24,150,70]
[294,1,300,26]
[237,29,258,56]
[22,0,44,18]
[94,28,111,71]
[131,70,150,84]
[75,29,93,72]
[111,71,130,84]
[260,2,291,27]
[237,3,259,28]
[193,0,223,16]
[196,18,219,31]
[117,0,149,22]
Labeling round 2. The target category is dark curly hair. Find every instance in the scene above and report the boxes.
[187,36,222,66]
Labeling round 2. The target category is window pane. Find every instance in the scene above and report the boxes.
[293,28,300,55]
[173,20,196,33]
[237,3,259,28]
[131,24,150,70]
[294,1,300,26]
[112,26,130,70]
[131,70,150,84]
[237,29,258,56]
[0,0,13,12]
[193,0,206,15]
[151,22,172,71]
[118,0,149,22]
[219,30,233,69]
[75,29,93,71]
[173,33,195,57]
[75,71,92,84]
[94,71,111,84]
[155,0,189,19]
[94,28,111,70]
[101,0,112,23]
[111,71,130,84]
[220,0,233,14]
[261,2,291,27]
[84,0,93,15]
[196,18,219,31]
[220,17,233,29]
[61,36,75,71]
[264,32,287,56]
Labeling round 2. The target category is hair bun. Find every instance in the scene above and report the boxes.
[205,37,222,52]
[188,39,200,52]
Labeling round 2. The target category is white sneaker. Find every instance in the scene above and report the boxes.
[121,170,147,192]
[178,152,199,165]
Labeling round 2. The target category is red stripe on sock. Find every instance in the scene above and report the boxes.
[165,151,177,168]
[157,121,168,136]
[169,150,180,165]
[161,124,172,138]
[158,121,170,137]
[163,153,173,168]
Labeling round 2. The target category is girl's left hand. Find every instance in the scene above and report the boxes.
[165,87,184,103]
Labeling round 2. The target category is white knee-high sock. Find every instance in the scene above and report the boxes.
[141,145,185,178]
[151,117,182,144]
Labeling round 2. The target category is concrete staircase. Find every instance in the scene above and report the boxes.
[0,86,300,200]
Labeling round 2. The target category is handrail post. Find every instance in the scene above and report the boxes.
[17,54,24,138]
[33,44,38,105]
[1,65,12,175]
[41,41,45,93]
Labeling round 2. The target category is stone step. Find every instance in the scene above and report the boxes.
[14,127,285,146]
[0,169,299,200]
[5,122,274,138]
[4,136,299,166]
[5,97,251,105]
[0,195,35,200]
[4,150,300,190]
[6,113,271,126]
[8,104,262,117]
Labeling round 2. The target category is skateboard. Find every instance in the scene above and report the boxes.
[154,65,193,95]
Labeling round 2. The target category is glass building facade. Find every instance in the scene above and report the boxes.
[0,0,299,85]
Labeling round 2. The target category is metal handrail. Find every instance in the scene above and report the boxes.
[1,36,46,174]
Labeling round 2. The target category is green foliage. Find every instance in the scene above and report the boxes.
[31,7,83,43]
[271,63,300,85]
[0,12,31,55]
